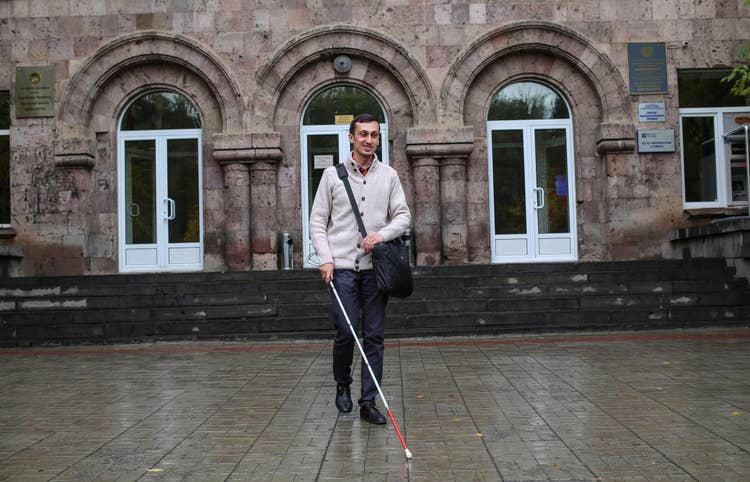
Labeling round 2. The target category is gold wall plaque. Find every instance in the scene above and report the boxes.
[16,66,55,118]
[335,115,354,125]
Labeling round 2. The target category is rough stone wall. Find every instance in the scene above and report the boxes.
[0,0,748,275]
[11,123,91,275]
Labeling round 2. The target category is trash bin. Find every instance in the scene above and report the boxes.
[402,228,414,266]
[282,232,293,270]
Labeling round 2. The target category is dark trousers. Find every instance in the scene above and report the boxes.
[330,269,387,405]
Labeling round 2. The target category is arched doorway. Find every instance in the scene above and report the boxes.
[487,81,577,262]
[117,91,203,272]
[300,85,388,267]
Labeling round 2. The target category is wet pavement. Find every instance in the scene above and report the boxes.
[0,328,749,481]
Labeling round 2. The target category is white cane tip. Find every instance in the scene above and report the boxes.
[405,449,413,459]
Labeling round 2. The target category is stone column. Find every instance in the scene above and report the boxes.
[407,126,474,266]
[440,157,468,264]
[249,161,278,270]
[221,162,251,271]
[411,157,441,266]
[214,132,282,271]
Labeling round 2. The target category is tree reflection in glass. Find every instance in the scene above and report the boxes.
[303,85,384,125]
[168,139,200,243]
[492,130,526,234]
[124,140,156,244]
[489,82,569,121]
[121,91,201,131]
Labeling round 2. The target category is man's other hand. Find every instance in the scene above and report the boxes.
[362,233,384,253]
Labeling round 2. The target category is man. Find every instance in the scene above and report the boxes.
[309,113,411,424]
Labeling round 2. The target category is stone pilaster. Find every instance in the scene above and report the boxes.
[213,132,282,271]
[440,157,468,263]
[249,161,278,270]
[410,157,441,266]
[406,126,474,266]
[221,162,252,271]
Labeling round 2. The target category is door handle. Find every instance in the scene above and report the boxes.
[165,198,176,221]
[533,187,545,209]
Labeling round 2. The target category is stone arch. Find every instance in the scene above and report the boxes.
[253,24,437,130]
[54,31,244,273]
[441,21,628,125]
[463,54,607,262]
[89,64,223,135]
[275,65,411,134]
[253,26,432,266]
[449,22,628,263]
[57,30,244,154]
[269,47,419,258]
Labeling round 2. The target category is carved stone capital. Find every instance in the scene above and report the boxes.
[54,137,96,170]
[595,122,635,156]
[212,132,283,164]
[406,126,474,160]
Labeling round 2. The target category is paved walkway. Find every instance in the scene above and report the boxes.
[0,328,749,481]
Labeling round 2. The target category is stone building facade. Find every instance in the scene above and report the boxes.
[0,0,748,276]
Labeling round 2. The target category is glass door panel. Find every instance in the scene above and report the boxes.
[681,116,718,203]
[489,128,530,259]
[303,132,344,267]
[534,128,570,234]
[167,138,200,243]
[124,140,156,244]
[0,134,9,224]
[492,130,526,235]
[307,134,340,214]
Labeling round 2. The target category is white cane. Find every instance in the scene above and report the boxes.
[329,281,413,460]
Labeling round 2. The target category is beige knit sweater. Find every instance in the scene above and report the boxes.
[310,155,411,270]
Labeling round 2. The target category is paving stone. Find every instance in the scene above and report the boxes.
[0,328,749,480]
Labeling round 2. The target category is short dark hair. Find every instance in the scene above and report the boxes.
[349,113,380,134]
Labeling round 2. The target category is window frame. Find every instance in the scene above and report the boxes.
[116,90,204,272]
[0,90,9,227]
[0,128,9,226]
[679,106,750,209]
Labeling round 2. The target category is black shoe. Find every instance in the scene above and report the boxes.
[359,402,386,425]
[335,384,352,413]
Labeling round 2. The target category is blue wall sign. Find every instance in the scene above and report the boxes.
[638,102,666,122]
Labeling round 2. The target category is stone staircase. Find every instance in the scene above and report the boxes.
[1,258,749,346]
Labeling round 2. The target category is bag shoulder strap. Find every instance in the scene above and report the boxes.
[335,163,368,237]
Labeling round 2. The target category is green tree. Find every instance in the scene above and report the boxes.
[723,0,750,98]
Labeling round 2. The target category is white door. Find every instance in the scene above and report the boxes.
[300,125,388,267]
[118,130,203,272]
[488,120,577,262]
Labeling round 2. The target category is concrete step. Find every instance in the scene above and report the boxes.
[0,258,748,346]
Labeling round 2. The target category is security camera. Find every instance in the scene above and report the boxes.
[682,41,688,48]
[333,55,352,74]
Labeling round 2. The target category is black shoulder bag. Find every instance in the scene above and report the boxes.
[335,163,413,298]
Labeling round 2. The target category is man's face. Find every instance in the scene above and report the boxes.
[349,120,380,162]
